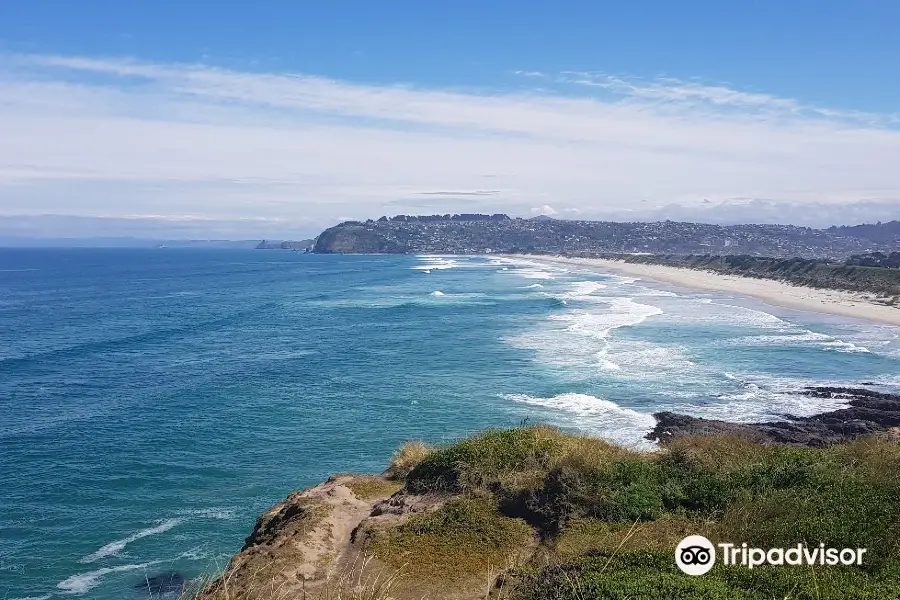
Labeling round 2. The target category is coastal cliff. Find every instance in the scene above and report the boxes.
[196,387,900,600]
[314,224,405,254]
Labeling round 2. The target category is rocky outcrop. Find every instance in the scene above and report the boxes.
[648,386,900,447]
[197,474,399,599]
[196,474,511,600]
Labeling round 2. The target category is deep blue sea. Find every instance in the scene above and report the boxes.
[2,249,899,599]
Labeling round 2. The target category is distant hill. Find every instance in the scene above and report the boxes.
[313,215,896,259]
[828,220,900,244]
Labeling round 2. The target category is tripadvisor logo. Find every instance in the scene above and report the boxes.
[676,535,716,575]
[675,535,868,576]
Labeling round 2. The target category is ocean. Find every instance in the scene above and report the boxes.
[2,249,899,599]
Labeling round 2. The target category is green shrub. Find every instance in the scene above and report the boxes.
[514,551,900,600]
[405,427,564,493]
[716,483,900,569]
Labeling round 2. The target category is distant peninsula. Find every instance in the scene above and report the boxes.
[255,239,316,251]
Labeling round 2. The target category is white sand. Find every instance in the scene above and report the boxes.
[538,256,900,326]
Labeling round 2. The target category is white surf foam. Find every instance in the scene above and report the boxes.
[681,300,882,355]
[176,545,211,561]
[684,300,792,329]
[177,508,236,520]
[822,340,871,353]
[430,290,445,297]
[549,298,663,339]
[58,562,158,595]
[685,377,856,423]
[596,347,621,371]
[595,343,697,381]
[721,330,871,354]
[505,393,656,449]
[608,275,638,284]
[525,283,544,289]
[492,257,566,280]
[508,296,681,378]
[875,374,900,388]
[722,331,832,346]
[562,280,608,299]
[412,256,458,270]
[79,519,183,563]
[514,269,555,279]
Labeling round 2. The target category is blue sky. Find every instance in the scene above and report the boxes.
[1,1,899,236]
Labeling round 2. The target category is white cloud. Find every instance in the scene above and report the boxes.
[530,205,558,216]
[0,53,899,235]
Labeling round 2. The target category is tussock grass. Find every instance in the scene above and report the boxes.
[344,476,402,501]
[366,495,534,582]
[554,516,713,560]
[385,441,431,480]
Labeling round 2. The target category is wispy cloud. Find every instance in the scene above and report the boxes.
[1,53,899,234]
[554,71,900,126]
[513,70,545,78]
[417,190,501,196]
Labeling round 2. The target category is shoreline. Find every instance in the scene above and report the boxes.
[524,255,900,327]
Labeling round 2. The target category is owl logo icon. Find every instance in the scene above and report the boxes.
[676,535,716,575]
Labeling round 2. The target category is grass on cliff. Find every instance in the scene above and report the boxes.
[366,495,535,582]
[389,426,900,599]
[343,476,403,500]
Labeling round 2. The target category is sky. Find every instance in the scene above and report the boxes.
[2,1,900,238]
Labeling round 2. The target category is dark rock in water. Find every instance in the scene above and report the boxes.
[133,571,186,596]
[648,386,900,447]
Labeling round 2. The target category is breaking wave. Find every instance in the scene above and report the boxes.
[504,393,656,449]
[549,298,663,339]
[58,562,159,595]
[79,519,183,563]
[412,256,458,270]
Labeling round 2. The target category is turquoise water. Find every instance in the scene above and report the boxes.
[2,249,899,599]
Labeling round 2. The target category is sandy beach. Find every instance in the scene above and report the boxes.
[534,256,900,326]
